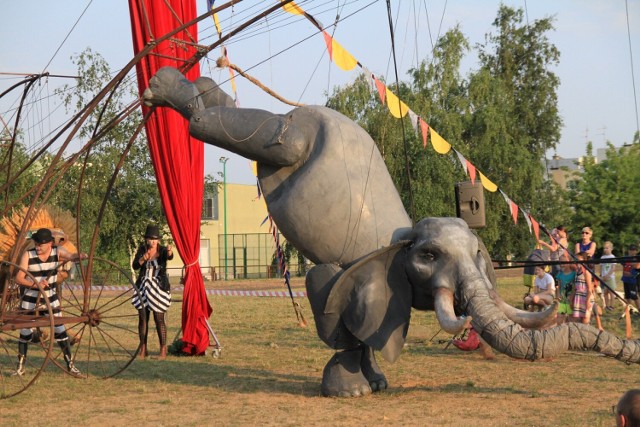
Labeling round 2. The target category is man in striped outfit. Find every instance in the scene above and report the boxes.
[13,228,85,376]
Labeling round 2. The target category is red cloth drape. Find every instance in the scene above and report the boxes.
[129,0,212,355]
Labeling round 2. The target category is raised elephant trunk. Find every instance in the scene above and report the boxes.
[462,278,640,362]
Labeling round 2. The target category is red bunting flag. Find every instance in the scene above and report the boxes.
[419,118,429,148]
[373,75,386,104]
[510,200,519,224]
[322,31,333,60]
[466,161,477,185]
[529,214,540,241]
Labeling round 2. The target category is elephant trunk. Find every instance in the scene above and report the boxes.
[433,288,472,334]
[462,279,640,362]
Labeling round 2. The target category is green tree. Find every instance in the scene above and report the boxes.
[568,141,640,253]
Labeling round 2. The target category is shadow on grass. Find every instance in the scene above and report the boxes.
[118,358,323,396]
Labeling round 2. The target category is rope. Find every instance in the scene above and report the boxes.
[216,56,305,107]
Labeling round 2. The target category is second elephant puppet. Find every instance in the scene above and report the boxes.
[144,67,640,397]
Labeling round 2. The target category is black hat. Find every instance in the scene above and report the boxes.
[31,228,54,244]
[144,225,161,239]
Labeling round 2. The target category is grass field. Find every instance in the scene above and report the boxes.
[1,272,638,426]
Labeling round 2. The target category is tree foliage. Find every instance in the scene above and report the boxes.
[568,141,640,255]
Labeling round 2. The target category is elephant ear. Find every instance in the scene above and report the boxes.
[325,241,411,363]
[472,230,497,288]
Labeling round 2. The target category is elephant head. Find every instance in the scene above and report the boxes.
[322,217,640,364]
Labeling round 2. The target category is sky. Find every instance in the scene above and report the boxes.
[1,0,639,185]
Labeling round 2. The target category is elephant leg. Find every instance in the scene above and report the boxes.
[321,348,372,397]
[360,345,388,392]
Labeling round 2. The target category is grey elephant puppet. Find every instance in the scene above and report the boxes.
[144,67,640,397]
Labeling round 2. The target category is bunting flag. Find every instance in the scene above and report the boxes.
[408,110,419,133]
[467,161,477,185]
[322,31,358,71]
[523,210,533,233]
[385,87,409,118]
[529,214,540,241]
[419,118,429,148]
[280,0,304,15]
[479,171,497,192]
[500,190,519,224]
[429,128,451,154]
[454,149,467,174]
[373,75,386,104]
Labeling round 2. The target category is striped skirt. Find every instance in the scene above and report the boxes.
[132,277,171,313]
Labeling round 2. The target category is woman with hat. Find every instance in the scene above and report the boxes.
[132,224,174,359]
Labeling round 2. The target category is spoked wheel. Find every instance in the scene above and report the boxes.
[47,257,141,378]
[0,262,54,399]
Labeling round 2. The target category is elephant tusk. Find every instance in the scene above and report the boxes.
[490,290,558,329]
[433,288,472,335]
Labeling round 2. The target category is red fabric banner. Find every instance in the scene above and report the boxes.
[128,0,212,355]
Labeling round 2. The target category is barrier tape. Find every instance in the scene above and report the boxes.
[61,284,307,298]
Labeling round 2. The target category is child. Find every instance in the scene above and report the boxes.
[600,241,618,310]
[555,255,576,325]
[524,266,555,310]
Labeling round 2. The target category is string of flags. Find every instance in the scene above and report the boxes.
[278,0,544,241]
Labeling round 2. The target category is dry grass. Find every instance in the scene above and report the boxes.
[1,272,638,426]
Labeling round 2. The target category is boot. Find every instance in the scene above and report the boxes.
[12,355,26,376]
[60,339,82,376]
[159,345,168,360]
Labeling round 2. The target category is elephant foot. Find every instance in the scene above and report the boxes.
[360,345,388,392]
[143,67,202,116]
[321,349,372,397]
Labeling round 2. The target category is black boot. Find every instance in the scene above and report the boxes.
[59,339,81,376]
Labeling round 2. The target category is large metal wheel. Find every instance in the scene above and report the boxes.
[46,257,141,378]
[0,261,54,399]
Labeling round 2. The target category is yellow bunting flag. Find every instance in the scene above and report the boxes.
[251,161,258,177]
[479,172,497,192]
[213,13,221,35]
[385,88,409,118]
[280,0,305,15]
[321,31,357,71]
[428,128,451,154]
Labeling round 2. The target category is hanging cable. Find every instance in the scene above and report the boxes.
[625,0,640,139]
[385,0,415,224]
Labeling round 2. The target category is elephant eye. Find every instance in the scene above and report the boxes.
[418,250,436,261]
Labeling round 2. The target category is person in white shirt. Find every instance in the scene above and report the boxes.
[600,241,619,311]
[524,266,556,310]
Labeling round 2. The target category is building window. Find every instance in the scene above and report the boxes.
[202,188,219,220]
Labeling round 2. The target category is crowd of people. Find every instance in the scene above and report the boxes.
[525,225,640,329]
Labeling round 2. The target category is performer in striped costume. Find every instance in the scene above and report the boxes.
[132,225,173,359]
[14,228,85,376]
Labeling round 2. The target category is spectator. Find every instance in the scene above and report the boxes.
[600,241,619,311]
[538,225,567,278]
[524,266,555,310]
[554,255,576,325]
[575,226,596,257]
[616,389,640,427]
[621,244,640,316]
[570,252,594,324]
